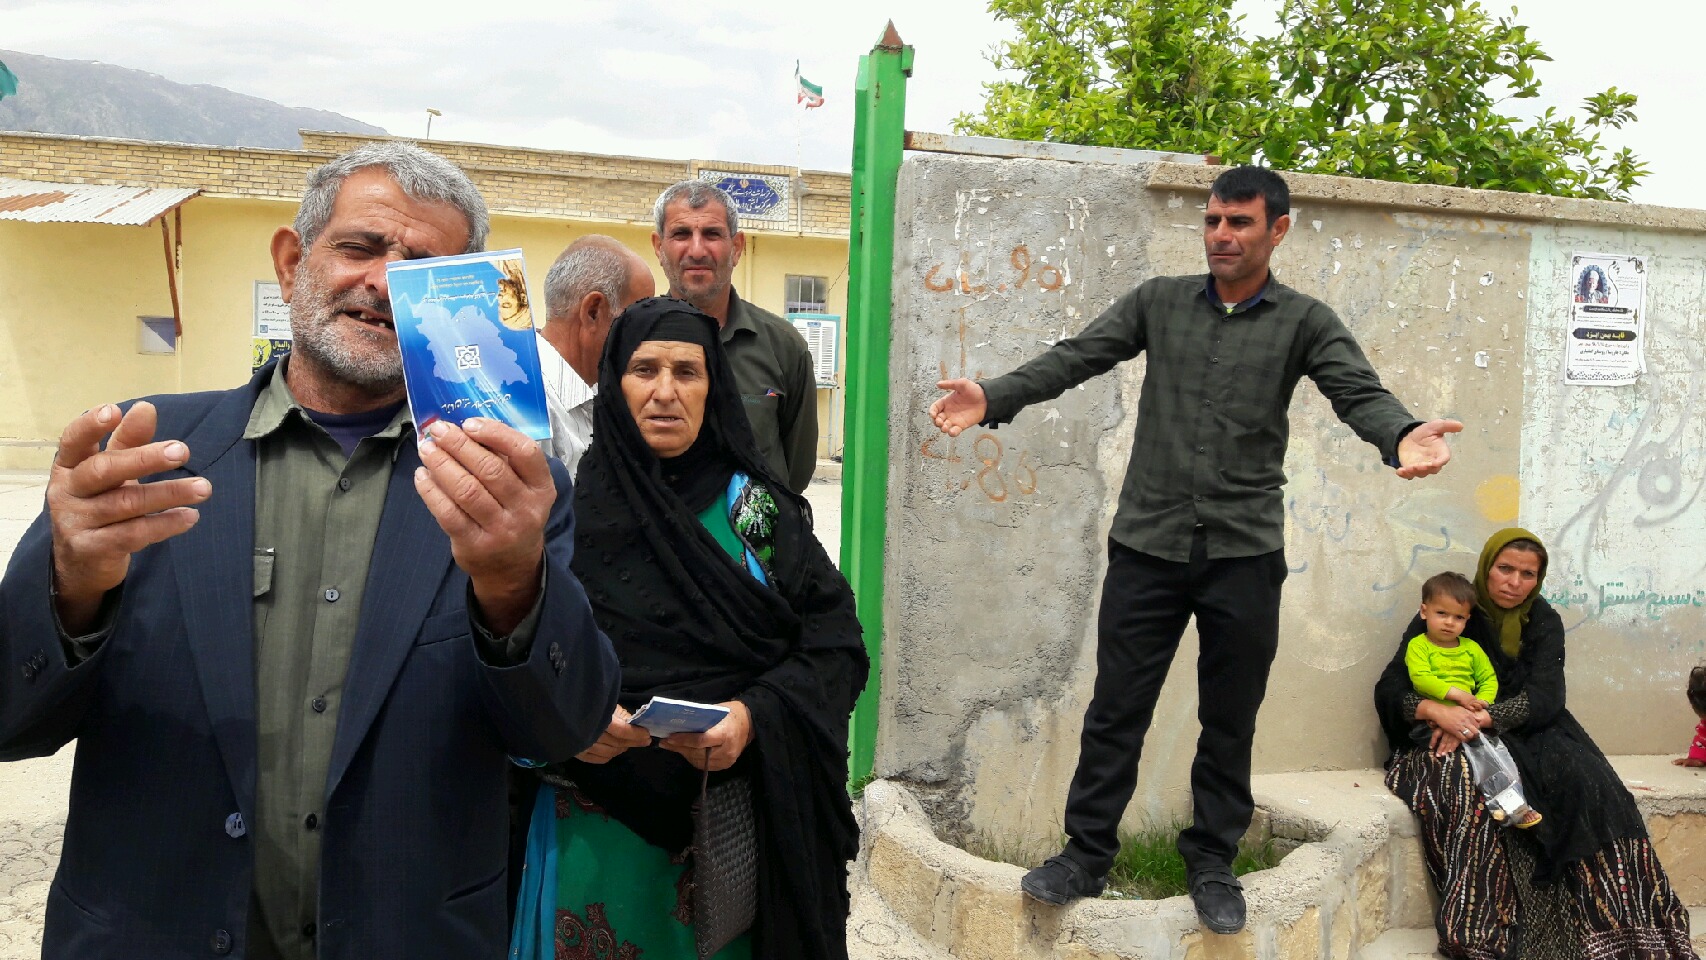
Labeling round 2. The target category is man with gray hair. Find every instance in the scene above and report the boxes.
[652,180,818,491]
[537,235,655,475]
[0,141,619,960]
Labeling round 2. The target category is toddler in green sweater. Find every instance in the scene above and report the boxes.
[1407,572,1541,828]
[1406,572,1498,711]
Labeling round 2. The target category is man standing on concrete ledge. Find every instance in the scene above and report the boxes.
[652,180,818,492]
[928,166,1462,934]
[537,235,656,476]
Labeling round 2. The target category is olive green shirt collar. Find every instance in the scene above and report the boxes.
[242,357,413,455]
[720,287,758,341]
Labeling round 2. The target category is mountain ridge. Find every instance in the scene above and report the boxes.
[0,49,386,151]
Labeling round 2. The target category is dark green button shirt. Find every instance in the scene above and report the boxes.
[244,364,413,960]
[722,289,818,493]
[240,363,543,960]
[980,274,1418,562]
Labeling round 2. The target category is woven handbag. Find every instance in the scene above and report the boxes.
[690,755,758,960]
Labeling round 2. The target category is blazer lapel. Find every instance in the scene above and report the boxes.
[171,386,262,808]
[325,440,453,798]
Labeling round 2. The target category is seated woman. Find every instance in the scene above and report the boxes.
[511,297,867,960]
[1374,529,1695,959]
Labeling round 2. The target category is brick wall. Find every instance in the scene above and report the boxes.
[0,130,851,239]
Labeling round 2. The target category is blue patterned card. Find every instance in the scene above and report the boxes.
[386,249,551,443]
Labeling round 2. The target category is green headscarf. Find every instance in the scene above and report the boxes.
[1474,527,1549,658]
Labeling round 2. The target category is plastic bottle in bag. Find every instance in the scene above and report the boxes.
[1461,733,1541,828]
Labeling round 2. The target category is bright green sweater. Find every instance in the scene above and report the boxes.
[1405,634,1498,704]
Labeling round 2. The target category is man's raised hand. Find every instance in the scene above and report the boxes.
[49,402,211,634]
[929,379,988,438]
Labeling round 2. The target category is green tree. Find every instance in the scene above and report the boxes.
[953,0,1271,156]
[955,0,1646,200]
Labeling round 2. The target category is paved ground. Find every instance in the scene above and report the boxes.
[0,469,846,957]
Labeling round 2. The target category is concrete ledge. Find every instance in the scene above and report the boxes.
[858,779,1390,960]
[857,758,1706,959]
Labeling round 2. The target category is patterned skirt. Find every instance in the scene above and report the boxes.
[1385,747,1697,959]
[510,783,753,960]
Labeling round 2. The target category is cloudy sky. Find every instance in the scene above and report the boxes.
[3,0,1700,207]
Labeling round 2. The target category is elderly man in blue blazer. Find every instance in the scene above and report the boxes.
[0,142,620,960]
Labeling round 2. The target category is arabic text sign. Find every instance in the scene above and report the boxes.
[697,171,791,224]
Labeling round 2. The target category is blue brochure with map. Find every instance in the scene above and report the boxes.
[627,696,730,737]
[386,249,551,443]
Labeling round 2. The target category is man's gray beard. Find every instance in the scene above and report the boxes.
[287,263,404,393]
[669,269,730,314]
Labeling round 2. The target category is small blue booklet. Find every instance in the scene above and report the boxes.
[386,249,551,443]
[627,696,731,736]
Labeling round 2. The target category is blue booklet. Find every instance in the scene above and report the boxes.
[386,249,551,443]
[627,696,731,736]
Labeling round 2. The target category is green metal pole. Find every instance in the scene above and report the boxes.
[843,23,911,785]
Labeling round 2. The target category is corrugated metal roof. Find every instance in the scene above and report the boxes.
[0,178,199,225]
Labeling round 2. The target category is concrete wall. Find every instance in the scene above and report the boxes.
[878,153,1706,847]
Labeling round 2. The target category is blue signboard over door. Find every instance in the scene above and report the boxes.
[697,171,791,223]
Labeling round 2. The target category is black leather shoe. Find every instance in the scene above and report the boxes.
[1189,870,1246,934]
[1020,854,1106,905]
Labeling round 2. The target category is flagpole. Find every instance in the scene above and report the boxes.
[794,94,804,236]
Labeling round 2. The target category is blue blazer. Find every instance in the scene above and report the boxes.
[0,367,621,959]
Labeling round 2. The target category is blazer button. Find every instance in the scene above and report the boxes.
[211,928,232,954]
[304,813,319,831]
[224,812,246,839]
[302,922,317,938]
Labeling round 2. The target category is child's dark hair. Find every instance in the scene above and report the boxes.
[1422,571,1476,608]
[1689,663,1706,716]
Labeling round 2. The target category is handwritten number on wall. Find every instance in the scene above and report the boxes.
[922,245,1065,295]
[922,431,1039,502]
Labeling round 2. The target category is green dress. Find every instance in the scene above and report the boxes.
[512,481,770,960]
[543,787,751,960]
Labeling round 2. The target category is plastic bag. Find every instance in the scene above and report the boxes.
[1461,733,1535,826]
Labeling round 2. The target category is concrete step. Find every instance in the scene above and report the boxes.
[1358,927,1441,960]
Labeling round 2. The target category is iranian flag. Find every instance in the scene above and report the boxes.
[795,61,824,109]
[0,60,17,102]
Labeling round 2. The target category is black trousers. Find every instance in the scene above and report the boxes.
[1062,531,1286,878]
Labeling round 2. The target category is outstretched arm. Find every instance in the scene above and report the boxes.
[1304,306,1460,475]
[937,285,1150,432]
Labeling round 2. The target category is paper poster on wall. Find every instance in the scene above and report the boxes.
[253,281,292,372]
[1563,252,1645,386]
